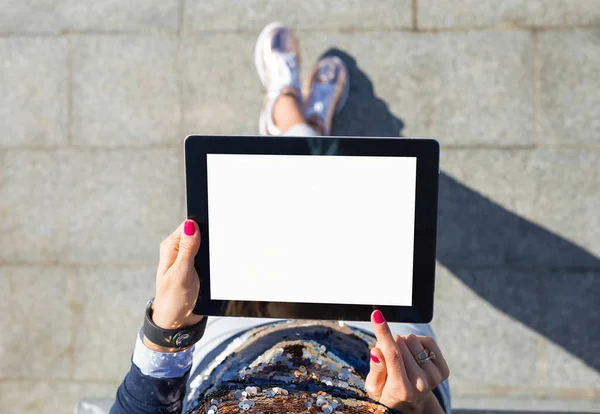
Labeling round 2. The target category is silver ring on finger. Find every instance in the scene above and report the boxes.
[414,348,436,365]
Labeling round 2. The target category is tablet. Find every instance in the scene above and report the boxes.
[185,135,439,323]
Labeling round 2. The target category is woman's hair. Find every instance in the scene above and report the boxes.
[225,301,271,317]
[224,301,330,319]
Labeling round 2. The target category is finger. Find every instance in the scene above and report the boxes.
[405,334,441,388]
[365,347,387,401]
[157,221,185,277]
[418,336,450,381]
[175,220,201,267]
[393,335,422,385]
[370,310,409,384]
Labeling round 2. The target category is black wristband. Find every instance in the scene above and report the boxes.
[143,298,207,349]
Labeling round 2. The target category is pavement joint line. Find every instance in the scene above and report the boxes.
[0,262,158,268]
[178,151,186,217]
[66,35,74,147]
[452,396,600,412]
[0,145,184,151]
[439,265,600,271]
[180,25,600,35]
[0,32,60,37]
[0,377,118,385]
[438,145,538,150]
[1,24,599,38]
[536,335,548,386]
[66,272,77,379]
[440,145,600,150]
[413,23,600,33]
[5,144,600,152]
[532,30,541,148]
[412,0,418,31]
[177,0,186,208]
[452,385,600,398]
[2,262,600,271]
[0,30,180,38]
[178,0,185,36]
[534,144,600,150]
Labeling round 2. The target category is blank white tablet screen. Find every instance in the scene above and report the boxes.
[206,154,416,307]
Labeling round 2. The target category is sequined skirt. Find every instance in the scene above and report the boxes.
[184,320,397,413]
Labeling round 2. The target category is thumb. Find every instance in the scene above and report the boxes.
[365,347,387,402]
[176,220,201,265]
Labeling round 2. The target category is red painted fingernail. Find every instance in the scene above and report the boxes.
[370,352,380,363]
[373,310,385,324]
[184,220,196,236]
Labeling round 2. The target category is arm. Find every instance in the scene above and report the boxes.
[420,391,446,414]
[111,362,190,414]
[111,220,204,414]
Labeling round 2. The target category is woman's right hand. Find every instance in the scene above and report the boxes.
[143,219,204,352]
[365,310,450,413]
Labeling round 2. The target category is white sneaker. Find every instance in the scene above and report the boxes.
[303,56,350,136]
[254,22,302,136]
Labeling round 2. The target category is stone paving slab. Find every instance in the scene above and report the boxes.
[72,266,155,380]
[299,30,535,146]
[0,380,116,414]
[541,272,600,387]
[418,0,600,29]
[0,37,68,148]
[546,339,600,389]
[182,34,262,136]
[431,265,543,390]
[0,266,72,379]
[184,0,412,31]
[434,266,600,394]
[0,0,179,34]
[72,35,181,147]
[438,150,600,266]
[539,29,600,146]
[0,149,182,263]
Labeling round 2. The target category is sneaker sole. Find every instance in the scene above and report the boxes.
[255,22,287,135]
[258,109,268,136]
[254,21,286,89]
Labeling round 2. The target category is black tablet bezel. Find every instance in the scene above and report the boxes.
[185,135,439,323]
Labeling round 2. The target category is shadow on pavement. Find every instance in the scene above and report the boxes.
[322,48,600,374]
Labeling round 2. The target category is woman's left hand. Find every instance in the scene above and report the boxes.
[365,310,450,413]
